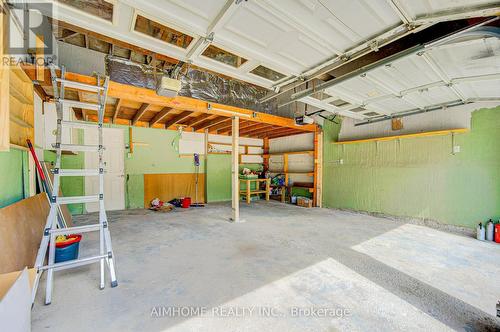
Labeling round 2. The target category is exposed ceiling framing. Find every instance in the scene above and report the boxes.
[26,65,315,138]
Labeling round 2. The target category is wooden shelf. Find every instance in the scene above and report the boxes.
[333,128,468,145]
[208,142,263,148]
[263,150,314,158]
[240,190,267,194]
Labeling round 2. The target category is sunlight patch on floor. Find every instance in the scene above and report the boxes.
[352,224,500,317]
[166,258,451,332]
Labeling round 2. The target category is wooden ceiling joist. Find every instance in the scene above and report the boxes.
[164,111,192,128]
[193,116,228,131]
[132,103,150,126]
[112,98,122,123]
[241,124,276,137]
[209,118,232,132]
[266,130,304,139]
[182,113,212,127]
[149,107,172,126]
[23,65,317,138]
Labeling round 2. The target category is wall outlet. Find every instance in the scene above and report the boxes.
[127,152,132,159]
[339,159,344,165]
[453,145,461,154]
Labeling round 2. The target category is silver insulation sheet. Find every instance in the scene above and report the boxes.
[107,57,276,114]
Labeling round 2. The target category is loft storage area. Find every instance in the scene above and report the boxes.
[1,1,500,331]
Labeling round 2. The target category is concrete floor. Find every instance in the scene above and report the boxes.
[32,202,500,331]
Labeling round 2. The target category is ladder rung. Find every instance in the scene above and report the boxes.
[50,224,101,235]
[54,144,102,152]
[56,78,104,92]
[61,120,99,129]
[58,169,101,176]
[56,195,100,204]
[58,99,99,110]
[39,254,108,272]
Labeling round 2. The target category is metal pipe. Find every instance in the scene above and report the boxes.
[354,98,500,126]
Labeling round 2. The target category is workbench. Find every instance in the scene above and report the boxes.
[240,178,270,204]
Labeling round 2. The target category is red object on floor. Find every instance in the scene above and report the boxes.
[495,224,500,243]
[181,197,191,208]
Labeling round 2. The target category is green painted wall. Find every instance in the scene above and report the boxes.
[0,148,29,208]
[44,150,85,215]
[323,107,500,229]
[207,154,231,202]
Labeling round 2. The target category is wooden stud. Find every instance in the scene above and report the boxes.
[112,98,122,123]
[149,107,172,126]
[313,129,319,207]
[35,35,44,82]
[132,103,150,126]
[263,138,269,173]
[164,111,192,128]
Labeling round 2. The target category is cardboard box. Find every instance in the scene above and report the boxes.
[297,197,312,208]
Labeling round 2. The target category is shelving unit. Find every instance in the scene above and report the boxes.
[239,178,270,204]
[265,150,316,204]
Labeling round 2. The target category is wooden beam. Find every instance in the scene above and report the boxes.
[240,124,274,136]
[132,103,150,126]
[209,118,233,132]
[219,121,254,134]
[149,107,172,126]
[112,98,122,123]
[164,111,192,128]
[51,19,179,65]
[257,127,302,138]
[266,131,305,139]
[22,65,317,132]
[182,113,212,127]
[193,116,228,131]
[33,84,49,101]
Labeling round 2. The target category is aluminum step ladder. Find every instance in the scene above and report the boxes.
[33,65,117,305]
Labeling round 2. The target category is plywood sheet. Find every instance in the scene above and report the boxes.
[144,173,205,207]
[9,66,34,148]
[0,193,49,274]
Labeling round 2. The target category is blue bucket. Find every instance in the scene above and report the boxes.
[55,241,80,263]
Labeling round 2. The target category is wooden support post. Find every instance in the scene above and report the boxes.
[246,179,251,204]
[265,178,270,201]
[263,138,269,172]
[313,128,322,207]
[231,116,241,222]
[284,153,289,187]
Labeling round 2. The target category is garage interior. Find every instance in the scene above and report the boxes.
[0,0,499,331]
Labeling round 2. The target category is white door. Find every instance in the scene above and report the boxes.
[84,127,125,212]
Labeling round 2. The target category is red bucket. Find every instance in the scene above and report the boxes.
[181,197,191,208]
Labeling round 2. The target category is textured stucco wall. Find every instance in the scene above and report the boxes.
[323,106,500,229]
